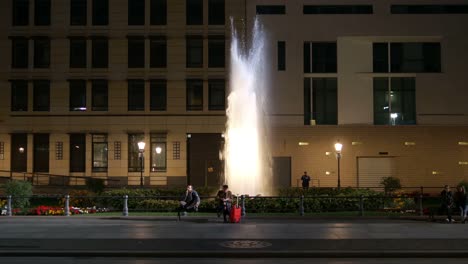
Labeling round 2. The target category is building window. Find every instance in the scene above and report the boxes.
[70,134,86,172]
[128,134,144,172]
[128,37,145,68]
[208,36,225,68]
[91,79,108,111]
[277,41,286,71]
[186,0,203,25]
[34,0,51,25]
[186,79,203,111]
[92,134,108,172]
[374,77,416,125]
[391,5,468,14]
[69,37,87,68]
[92,0,108,25]
[173,141,180,160]
[208,0,224,25]
[186,36,203,68]
[150,36,167,68]
[11,80,28,112]
[304,42,337,73]
[128,79,145,111]
[128,0,145,25]
[114,141,121,160]
[150,0,167,25]
[69,80,87,111]
[92,37,108,68]
[33,37,50,68]
[256,5,286,15]
[208,79,225,110]
[55,142,63,160]
[151,134,166,172]
[33,134,49,172]
[11,134,27,172]
[374,42,441,73]
[12,37,29,68]
[71,0,87,25]
[13,0,29,26]
[303,5,373,14]
[33,80,50,112]
[150,79,167,111]
[312,78,337,125]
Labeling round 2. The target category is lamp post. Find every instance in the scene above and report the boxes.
[138,141,145,187]
[334,142,343,191]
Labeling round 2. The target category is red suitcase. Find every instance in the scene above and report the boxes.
[230,205,241,223]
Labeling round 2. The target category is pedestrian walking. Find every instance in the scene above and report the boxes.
[441,185,454,223]
[301,171,311,190]
[455,186,468,223]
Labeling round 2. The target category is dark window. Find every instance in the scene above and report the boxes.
[69,80,87,111]
[128,134,144,172]
[69,37,87,68]
[128,79,145,111]
[208,79,225,110]
[92,79,108,111]
[391,5,468,14]
[150,36,167,68]
[208,0,224,25]
[256,5,286,15]
[278,41,286,71]
[11,80,28,112]
[186,0,203,25]
[12,37,29,68]
[128,37,145,68]
[11,134,27,172]
[150,79,166,111]
[92,0,108,25]
[373,77,416,125]
[312,78,337,125]
[304,42,337,73]
[71,0,87,25]
[208,36,225,68]
[303,78,311,125]
[186,36,203,68]
[13,0,29,26]
[186,79,203,111]
[150,0,167,25]
[128,0,145,25]
[373,43,388,73]
[303,5,373,14]
[151,134,166,172]
[92,37,108,68]
[92,134,107,172]
[34,0,51,25]
[391,43,441,73]
[33,134,49,172]
[70,134,86,172]
[33,37,50,68]
[33,80,50,111]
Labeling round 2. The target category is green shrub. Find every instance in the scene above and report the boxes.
[380,177,402,193]
[5,180,33,210]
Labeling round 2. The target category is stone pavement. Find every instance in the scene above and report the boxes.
[1,216,468,258]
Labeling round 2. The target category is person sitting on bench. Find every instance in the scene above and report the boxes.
[178,185,200,218]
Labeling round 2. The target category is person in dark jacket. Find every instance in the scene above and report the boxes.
[301,172,311,190]
[178,185,200,218]
[455,186,468,223]
[216,184,233,223]
[441,185,454,223]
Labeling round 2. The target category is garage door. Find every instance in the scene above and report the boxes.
[357,157,396,188]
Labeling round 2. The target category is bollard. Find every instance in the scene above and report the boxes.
[123,195,129,216]
[241,195,246,217]
[419,194,423,216]
[359,195,364,216]
[64,195,70,216]
[7,195,12,216]
[300,195,304,216]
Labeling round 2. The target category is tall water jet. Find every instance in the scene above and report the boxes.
[224,19,272,195]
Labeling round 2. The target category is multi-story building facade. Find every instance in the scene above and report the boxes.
[0,0,467,191]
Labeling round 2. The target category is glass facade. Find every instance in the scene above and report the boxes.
[374,77,416,125]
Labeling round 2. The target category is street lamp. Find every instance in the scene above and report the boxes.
[334,142,343,191]
[390,113,398,126]
[138,141,145,187]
